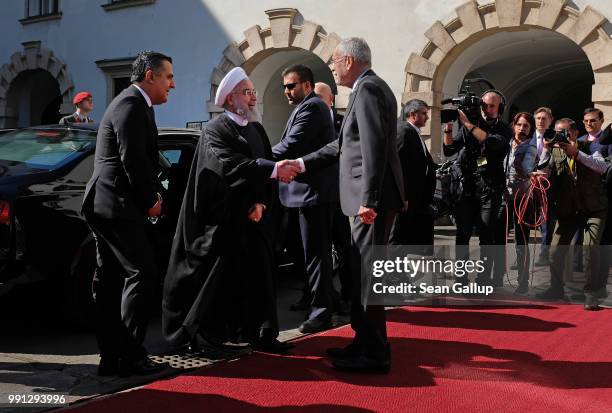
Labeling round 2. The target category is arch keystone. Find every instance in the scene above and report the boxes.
[265,8,297,48]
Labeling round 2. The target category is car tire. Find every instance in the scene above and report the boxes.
[65,236,97,331]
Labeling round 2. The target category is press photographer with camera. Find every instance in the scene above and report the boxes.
[443,90,511,285]
[535,117,608,310]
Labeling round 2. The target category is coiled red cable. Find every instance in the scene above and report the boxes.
[514,174,550,228]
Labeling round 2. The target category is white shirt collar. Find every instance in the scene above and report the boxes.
[225,110,248,127]
[408,120,421,135]
[351,69,370,90]
[132,84,152,107]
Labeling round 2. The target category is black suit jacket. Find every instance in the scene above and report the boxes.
[272,92,338,207]
[302,70,404,216]
[82,85,159,221]
[397,120,437,213]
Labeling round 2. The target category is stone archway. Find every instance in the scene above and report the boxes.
[0,41,74,127]
[403,0,612,159]
[207,8,347,117]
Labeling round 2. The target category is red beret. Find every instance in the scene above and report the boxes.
[73,91,92,105]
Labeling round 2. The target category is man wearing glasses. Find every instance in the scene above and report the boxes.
[272,64,338,334]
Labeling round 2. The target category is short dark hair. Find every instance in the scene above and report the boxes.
[131,51,173,83]
[281,64,315,88]
[512,112,535,135]
[401,99,428,120]
[557,117,579,133]
[583,107,603,119]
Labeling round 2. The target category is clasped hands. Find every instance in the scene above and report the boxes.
[275,159,303,183]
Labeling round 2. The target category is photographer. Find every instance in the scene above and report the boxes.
[443,91,511,285]
[535,118,608,310]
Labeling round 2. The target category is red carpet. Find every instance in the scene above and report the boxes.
[66,304,612,412]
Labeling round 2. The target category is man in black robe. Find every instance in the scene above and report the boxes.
[162,67,298,354]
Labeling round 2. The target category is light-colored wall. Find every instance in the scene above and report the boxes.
[2,0,612,127]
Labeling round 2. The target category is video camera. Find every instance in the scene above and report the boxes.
[440,78,496,125]
[543,128,570,145]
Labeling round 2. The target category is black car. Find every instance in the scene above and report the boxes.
[0,124,199,327]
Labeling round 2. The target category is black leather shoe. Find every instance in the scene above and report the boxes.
[252,338,294,355]
[326,342,362,359]
[97,357,119,376]
[299,318,332,334]
[584,304,602,311]
[331,354,390,374]
[535,288,565,300]
[118,357,169,377]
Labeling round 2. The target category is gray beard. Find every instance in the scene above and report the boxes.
[234,107,260,123]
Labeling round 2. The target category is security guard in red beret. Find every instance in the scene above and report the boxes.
[59,91,94,125]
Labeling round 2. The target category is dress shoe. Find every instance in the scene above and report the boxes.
[252,338,294,355]
[535,288,565,300]
[584,304,602,311]
[513,284,529,295]
[299,317,332,334]
[97,357,119,376]
[118,357,169,377]
[331,354,390,374]
[326,342,363,359]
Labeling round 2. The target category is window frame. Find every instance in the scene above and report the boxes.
[20,0,61,25]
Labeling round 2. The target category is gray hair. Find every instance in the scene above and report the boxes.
[402,99,428,119]
[336,37,371,65]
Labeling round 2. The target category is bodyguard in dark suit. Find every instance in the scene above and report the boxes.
[272,65,339,333]
[82,51,175,377]
[298,38,405,373]
[392,99,437,247]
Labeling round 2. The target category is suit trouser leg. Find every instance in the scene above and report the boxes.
[581,210,606,299]
[476,186,502,282]
[299,204,334,321]
[87,215,157,361]
[331,204,352,302]
[549,217,578,292]
[348,210,396,360]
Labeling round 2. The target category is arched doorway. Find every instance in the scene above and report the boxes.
[208,8,346,143]
[6,69,62,127]
[403,0,612,160]
[0,41,74,128]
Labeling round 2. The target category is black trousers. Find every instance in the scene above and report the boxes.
[455,179,503,281]
[390,209,434,249]
[332,204,353,302]
[298,204,335,321]
[85,213,157,362]
[348,210,396,361]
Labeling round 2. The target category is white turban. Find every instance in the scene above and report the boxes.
[214,67,248,107]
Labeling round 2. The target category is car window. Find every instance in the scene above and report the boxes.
[161,149,182,165]
[0,129,95,170]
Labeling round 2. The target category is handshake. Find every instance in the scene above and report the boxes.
[275,159,303,183]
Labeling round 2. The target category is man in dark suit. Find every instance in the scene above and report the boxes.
[295,37,405,373]
[272,65,338,333]
[82,51,175,377]
[392,99,437,248]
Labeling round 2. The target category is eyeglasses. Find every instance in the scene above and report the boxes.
[233,89,257,97]
[283,81,303,91]
[329,55,347,65]
[583,118,601,124]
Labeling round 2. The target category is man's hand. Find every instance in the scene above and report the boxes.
[147,193,162,217]
[457,109,473,129]
[559,141,578,158]
[248,203,265,222]
[276,159,301,183]
[358,205,377,225]
[400,200,409,213]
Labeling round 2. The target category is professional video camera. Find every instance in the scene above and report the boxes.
[440,78,496,125]
[543,128,570,145]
